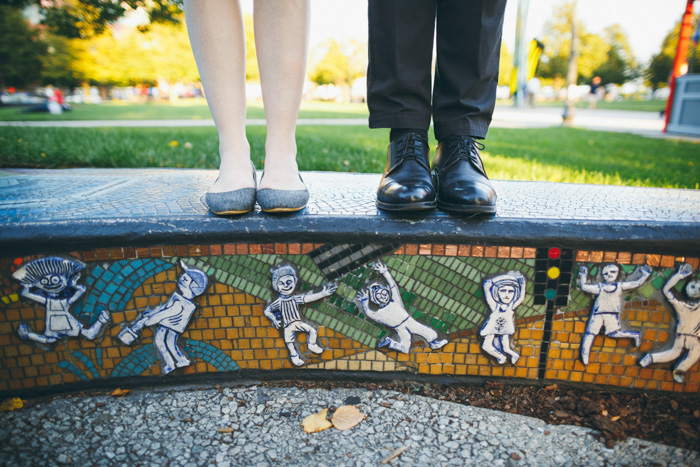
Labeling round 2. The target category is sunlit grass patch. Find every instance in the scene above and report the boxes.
[0,126,697,189]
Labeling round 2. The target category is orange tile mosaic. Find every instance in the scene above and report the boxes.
[2,244,699,396]
[547,303,699,393]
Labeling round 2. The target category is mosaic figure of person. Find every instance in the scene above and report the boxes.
[118,261,208,374]
[358,261,447,354]
[639,263,700,383]
[480,271,526,365]
[13,257,110,344]
[264,264,337,366]
[578,263,653,365]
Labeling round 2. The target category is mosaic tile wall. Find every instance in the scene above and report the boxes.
[1,244,698,394]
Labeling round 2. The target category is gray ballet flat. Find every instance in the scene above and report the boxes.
[205,164,257,215]
[256,173,309,213]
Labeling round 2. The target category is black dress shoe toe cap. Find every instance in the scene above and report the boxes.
[437,181,496,212]
[378,180,436,204]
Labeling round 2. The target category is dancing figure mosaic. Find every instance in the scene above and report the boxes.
[639,264,700,383]
[118,261,208,374]
[264,263,337,366]
[13,257,110,345]
[1,243,699,395]
[358,261,447,354]
[578,264,652,365]
[480,271,526,365]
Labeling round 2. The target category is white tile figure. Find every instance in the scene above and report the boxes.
[578,263,652,365]
[358,261,447,354]
[480,271,526,364]
[13,257,110,344]
[639,263,700,383]
[264,264,337,366]
[118,261,208,374]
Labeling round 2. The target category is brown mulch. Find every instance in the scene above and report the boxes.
[262,380,700,450]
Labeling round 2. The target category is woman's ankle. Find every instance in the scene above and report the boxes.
[209,146,255,193]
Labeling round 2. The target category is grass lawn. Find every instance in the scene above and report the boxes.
[1,125,697,189]
[0,100,369,121]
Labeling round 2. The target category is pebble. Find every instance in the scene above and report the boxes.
[0,386,696,466]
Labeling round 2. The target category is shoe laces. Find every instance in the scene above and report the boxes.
[441,137,487,177]
[388,134,431,175]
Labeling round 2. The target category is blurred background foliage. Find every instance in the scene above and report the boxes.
[0,0,697,94]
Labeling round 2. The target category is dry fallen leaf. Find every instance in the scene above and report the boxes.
[301,408,333,434]
[110,388,131,397]
[0,397,23,412]
[217,427,234,433]
[331,405,366,431]
[610,416,621,422]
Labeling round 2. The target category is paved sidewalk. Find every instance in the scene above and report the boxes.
[2,106,692,140]
[1,385,697,466]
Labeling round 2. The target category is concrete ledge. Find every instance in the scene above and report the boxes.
[1,168,699,256]
[1,168,699,396]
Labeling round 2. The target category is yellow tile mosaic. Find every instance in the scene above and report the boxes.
[2,245,698,395]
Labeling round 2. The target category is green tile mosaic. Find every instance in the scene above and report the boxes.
[640,283,656,299]
[164,251,544,348]
[650,275,666,290]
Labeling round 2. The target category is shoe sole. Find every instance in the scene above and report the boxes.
[376,200,437,212]
[260,205,307,213]
[211,207,254,215]
[437,200,496,214]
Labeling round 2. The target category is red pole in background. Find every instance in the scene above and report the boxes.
[664,0,695,132]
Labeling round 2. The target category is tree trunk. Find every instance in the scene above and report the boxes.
[562,0,578,126]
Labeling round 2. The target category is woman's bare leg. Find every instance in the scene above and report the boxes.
[183,0,253,193]
[254,0,310,191]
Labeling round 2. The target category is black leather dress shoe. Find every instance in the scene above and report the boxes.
[376,133,437,212]
[432,136,496,214]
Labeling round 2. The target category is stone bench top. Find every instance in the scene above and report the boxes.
[1,168,698,255]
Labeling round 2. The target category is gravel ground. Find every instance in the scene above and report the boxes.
[0,385,697,466]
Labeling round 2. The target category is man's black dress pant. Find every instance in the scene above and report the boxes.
[367,0,507,141]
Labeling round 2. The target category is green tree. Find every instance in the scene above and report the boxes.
[498,42,513,87]
[40,33,80,88]
[645,15,700,90]
[0,5,47,89]
[71,16,198,88]
[309,39,350,86]
[308,39,367,102]
[0,0,182,38]
[592,24,639,85]
[538,1,620,84]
